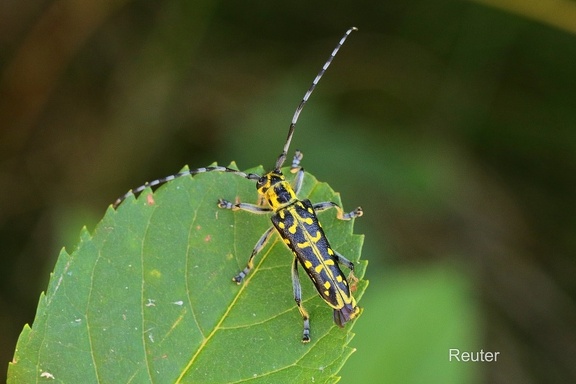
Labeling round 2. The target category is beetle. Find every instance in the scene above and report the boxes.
[114,27,362,342]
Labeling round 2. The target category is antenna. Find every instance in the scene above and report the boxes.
[274,27,357,170]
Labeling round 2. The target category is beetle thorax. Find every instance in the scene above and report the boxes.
[256,170,297,211]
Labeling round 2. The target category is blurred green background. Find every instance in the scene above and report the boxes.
[2,1,576,383]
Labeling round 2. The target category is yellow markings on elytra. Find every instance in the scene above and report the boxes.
[297,241,311,249]
[276,198,356,314]
[309,230,321,243]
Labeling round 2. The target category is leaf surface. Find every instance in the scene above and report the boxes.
[8,165,366,383]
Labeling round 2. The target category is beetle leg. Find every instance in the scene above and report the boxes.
[291,257,311,343]
[231,226,275,284]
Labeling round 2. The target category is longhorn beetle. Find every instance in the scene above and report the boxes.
[114,27,362,342]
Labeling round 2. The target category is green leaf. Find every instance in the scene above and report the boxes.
[8,164,367,383]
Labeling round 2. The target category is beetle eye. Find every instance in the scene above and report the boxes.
[257,176,267,189]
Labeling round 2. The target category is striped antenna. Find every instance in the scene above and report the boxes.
[113,166,260,208]
[113,28,357,208]
[274,27,357,170]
